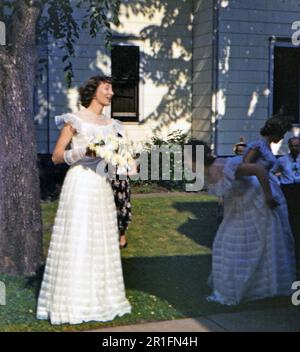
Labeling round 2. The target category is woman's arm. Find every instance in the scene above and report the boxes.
[271,158,284,176]
[243,147,260,163]
[127,159,139,177]
[52,124,76,165]
[235,163,278,208]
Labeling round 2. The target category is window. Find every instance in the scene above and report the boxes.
[111,45,139,122]
[273,46,300,124]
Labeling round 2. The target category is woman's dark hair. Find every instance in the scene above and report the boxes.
[185,139,216,166]
[78,75,112,108]
[288,136,300,146]
[260,114,293,137]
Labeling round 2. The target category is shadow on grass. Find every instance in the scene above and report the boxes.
[123,254,212,316]
[25,265,45,300]
[122,254,293,318]
[21,196,295,328]
[173,201,220,249]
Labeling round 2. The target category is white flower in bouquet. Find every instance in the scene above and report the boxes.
[96,133,105,142]
[98,148,106,159]
[94,145,102,157]
[102,149,114,162]
[123,150,133,160]
[112,154,127,167]
[104,135,119,151]
[132,140,146,155]
[87,133,141,172]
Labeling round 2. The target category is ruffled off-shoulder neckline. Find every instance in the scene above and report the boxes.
[54,112,124,137]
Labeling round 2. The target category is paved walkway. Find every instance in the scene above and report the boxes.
[88,307,300,332]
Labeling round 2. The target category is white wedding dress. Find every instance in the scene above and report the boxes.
[36,109,131,325]
[207,141,296,305]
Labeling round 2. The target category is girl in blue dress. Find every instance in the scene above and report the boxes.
[207,115,296,305]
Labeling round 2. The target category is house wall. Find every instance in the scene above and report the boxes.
[34,4,111,154]
[216,0,300,155]
[192,0,215,146]
[35,0,300,156]
[111,0,193,143]
[34,0,193,154]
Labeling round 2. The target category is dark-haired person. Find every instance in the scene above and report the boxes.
[216,137,248,223]
[111,175,132,249]
[273,136,300,265]
[205,115,296,305]
[36,76,131,325]
[233,136,247,156]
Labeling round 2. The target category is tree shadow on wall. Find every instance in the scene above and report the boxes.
[116,0,193,133]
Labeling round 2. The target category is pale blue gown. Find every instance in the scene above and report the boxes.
[208,139,296,305]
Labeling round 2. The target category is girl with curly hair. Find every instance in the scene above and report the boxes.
[36,75,131,325]
[207,115,296,305]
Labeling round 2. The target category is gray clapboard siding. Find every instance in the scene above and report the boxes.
[192,0,214,144]
[42,0,194,152]
[35,0,300,156]
[215,0,300,154]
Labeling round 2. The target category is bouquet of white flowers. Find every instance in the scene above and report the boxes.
[87,133,138,171]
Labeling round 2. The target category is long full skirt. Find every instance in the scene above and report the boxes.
[36,164,131,324]
[208,159,296,305]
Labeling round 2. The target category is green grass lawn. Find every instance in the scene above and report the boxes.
[0,194,292,331]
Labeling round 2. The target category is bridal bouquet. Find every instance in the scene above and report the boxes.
[87,133,137,170]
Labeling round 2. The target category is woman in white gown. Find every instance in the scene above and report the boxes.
[206,115,296,305]
[36,76,131,325]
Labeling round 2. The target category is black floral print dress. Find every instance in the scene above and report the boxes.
[111,177,132,233]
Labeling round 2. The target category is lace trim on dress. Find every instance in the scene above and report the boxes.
[54,113,124,138]
[55,113,84,133]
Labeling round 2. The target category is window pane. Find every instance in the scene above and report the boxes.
[112,46,139,80]
[273,47,300,124]
[111,46,139,121]
[113,82,137,113]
